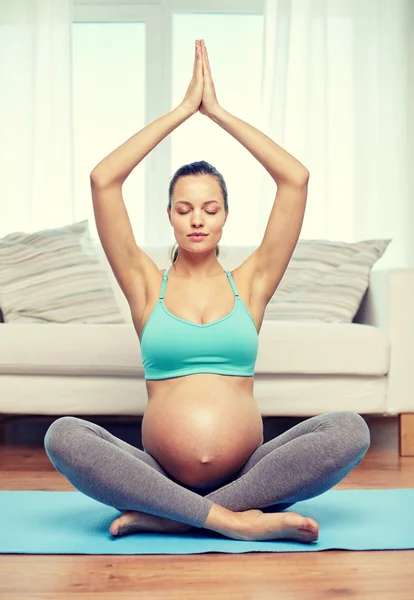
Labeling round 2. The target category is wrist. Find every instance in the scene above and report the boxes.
[207,105,226,122]
[176,103,197,119]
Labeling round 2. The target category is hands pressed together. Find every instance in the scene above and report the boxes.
[180,39,221,118]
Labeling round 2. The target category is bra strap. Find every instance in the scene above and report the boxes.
[159,266,169,299]
[224,269,239,297]
[161,267,238,299]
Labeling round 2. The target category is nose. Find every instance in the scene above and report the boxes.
[190,212,205,227]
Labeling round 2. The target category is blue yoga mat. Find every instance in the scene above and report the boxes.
[1,489,413,554]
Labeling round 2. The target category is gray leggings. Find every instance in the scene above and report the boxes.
[44,410,370,529]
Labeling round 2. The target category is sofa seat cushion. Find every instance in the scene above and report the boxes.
[0,321,388,377]
[257,321,388,375]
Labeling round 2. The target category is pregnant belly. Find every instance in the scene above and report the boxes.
[142,381,264,489]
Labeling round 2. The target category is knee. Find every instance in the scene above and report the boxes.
[44,416,80,455]
[332,411,371,456]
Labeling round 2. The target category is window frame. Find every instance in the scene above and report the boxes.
[73,0,264,244]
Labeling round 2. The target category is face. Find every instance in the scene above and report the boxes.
[168,175,228,251]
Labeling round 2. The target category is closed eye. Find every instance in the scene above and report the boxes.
[178,211,217,215]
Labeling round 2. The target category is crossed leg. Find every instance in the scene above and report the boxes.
[204,410,370,512]
[44,411,370,531]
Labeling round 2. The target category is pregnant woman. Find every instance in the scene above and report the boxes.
[44,40,370,543]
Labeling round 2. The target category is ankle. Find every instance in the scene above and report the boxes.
[202,502,243,536]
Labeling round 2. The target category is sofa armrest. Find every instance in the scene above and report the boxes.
[354,269,414,412]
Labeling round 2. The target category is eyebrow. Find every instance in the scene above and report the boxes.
[175,200,219,206]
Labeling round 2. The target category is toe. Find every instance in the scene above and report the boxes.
[109,519,121,536]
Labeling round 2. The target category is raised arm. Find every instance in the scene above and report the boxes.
[89,105,196,305]
[89,41,205,306]
[90,106,191,187]
[197,40,310,305]
[90,39,204,186]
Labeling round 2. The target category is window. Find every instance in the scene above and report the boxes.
[72,2,264,246]
[72,22,146,242]
[172,12,264,245]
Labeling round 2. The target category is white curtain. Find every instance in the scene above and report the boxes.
[0,0,75,235]
[1,0,413,268]
[258,0,413,268]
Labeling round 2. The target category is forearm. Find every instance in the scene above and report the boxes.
[90,105,193,186]
[209,107,309,185]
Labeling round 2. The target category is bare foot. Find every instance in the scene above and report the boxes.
[109,510,193,537]
[234,509,319,543]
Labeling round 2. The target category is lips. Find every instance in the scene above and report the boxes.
[188,234,207,237]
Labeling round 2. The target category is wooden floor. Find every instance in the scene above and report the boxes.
[0,413,413,600]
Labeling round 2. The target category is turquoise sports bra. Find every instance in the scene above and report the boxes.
[140,266,259,380]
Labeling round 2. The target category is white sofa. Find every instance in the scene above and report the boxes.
[1,243,413,456]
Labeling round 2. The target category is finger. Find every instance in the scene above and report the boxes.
[203,43,212,71]
[197,43,203,75]
[201,42,210,72]
[194,45,200,74]
[193,41,198,76]
[197,42,203,66]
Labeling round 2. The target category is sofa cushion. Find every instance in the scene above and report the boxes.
[94,239,391,325]
[0,321,389,377]
[94,239,391,326]
[0,220,124,324]
[264,239,391,323]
